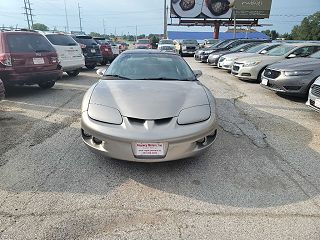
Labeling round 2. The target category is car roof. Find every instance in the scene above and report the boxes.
[123,49,176,55]
[284,42,320,47]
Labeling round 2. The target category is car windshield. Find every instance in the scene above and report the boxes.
[266,45,296,56]
[7,34,55,53]
[229,43,251,51]
[104,53,196,81]
[218,40,235,48]
[137,39,150,44]
[206,40,217,44]
[245,44,269,53]
[182,40,198,44]
[309,50,320,59]
[159,40,174,45]
[46,34,77,46]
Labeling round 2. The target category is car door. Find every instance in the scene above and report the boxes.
[291,46,320,58]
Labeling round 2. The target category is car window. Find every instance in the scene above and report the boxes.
[7,34,55,53]
[245,44,269,53]
[105,53,196,81]
[46,34,77,46]
[309,50,320,59]
[137,39,150,44]
[266,45,296,56]
[182,40,198,44]
[292,46,319,57]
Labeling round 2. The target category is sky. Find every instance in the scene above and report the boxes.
[0,0,319,35]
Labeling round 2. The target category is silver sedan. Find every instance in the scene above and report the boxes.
[81,50,218,162]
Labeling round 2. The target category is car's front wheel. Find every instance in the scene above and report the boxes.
[66,70,80,77]
[86,64,96,70]
[39,81,55,89]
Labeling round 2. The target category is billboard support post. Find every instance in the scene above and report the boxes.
[213,23,220,39]
[164,0,167,39]
[233,8,236,39]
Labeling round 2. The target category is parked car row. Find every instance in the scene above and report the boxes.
[193,39,320,113]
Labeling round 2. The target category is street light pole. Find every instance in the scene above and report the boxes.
[164,0,168,39]
[64,0,69,32]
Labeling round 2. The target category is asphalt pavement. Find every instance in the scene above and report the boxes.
[0,58,319,240]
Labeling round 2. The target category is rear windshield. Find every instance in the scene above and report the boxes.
[159,40,174,45]
[95,39,109,45]
[137,39,150,44]
[75,37,97,46]
[46,34,77,46]
[182,40,198,44]
[7,34,55,53]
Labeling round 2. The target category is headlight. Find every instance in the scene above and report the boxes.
[210,54,221,59]
[182,46,187,50]
[243,61,261,67]
[284,70,313,76]
[88,104,123,125]
[177,105,211,125]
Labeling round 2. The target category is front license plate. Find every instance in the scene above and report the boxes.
[33,57,44,65]
[134,143,164,157]
[91,49,96,53]
[261,78,268,86]
[315,99,320,108]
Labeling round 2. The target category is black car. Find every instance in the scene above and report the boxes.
[72,35,103,70]
[195,39,271,63]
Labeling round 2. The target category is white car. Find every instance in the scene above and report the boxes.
[158,39,175,49]
[306,76,320,113]
[218,43,281,70]
[231,43,320,82]
[41,32,85,77]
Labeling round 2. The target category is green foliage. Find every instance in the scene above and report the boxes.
[89,32,102,37]
[291,11,320,40]
[261,29,279,40]
[32,23,49,31]
[150,35,160,49]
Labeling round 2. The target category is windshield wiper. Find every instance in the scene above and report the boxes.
[136,77,196,81]
[104,74,131,80]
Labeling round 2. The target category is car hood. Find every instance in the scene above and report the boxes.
[159,44,174,48]
[89,80,209,119]
[267,57,320,71]
[237,55,284,65]
[224,52,259,60]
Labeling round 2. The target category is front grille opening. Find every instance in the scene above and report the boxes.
[127,117,145,125]
[283,86,301,91]
[154,118,172,125]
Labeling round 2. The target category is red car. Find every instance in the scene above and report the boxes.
[93,37,114,65]
[0,30,62,89]
[135,39,152,49]
[0,79,5,100]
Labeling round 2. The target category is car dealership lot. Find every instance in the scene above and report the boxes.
[0,59,320,239]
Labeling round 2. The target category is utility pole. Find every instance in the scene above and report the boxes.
[23,0,31,29]
[233,8,237,39]
[163,0,168,39]
[103,19,106,36]
[26,0,34,28]
[135,25,138,41]
[78,3,83,33]
[64,0,69,32]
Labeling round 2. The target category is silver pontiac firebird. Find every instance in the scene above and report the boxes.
[81,50,218,162]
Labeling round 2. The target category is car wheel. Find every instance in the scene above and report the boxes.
[86,64,96,70]
[39,81,55,89]
[257,67,266,83]
[66,70,80,77]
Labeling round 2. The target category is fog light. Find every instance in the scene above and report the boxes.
[92,137,102,145]
[82,129,92,138]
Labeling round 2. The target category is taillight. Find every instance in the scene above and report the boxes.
[0,53,12,67]
[80,43,86,49]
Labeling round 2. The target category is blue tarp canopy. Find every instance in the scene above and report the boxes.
[168,31,269,40]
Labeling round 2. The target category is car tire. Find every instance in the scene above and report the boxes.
[39,81,55,89]
[86,64,96,70]
[100,60,108,66]
[257,67,267,83]
[66,70,80,77]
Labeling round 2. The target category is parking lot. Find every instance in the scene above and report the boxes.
[0,57,320,239]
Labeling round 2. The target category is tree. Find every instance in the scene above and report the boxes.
[291,11,320,40]
[32,23,49,31]
[89,32,102,37]
[150,35,160,49]
[262,29,279,40]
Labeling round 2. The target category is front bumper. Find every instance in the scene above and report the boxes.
[207,56,220,66]
[218,59,234,70]
[81,112,218,162]
[231,63,260,81]
[84,56,103,65]
[260,74,314,96]
[306,85,320,113]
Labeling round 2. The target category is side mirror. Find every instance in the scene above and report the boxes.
[193,70,202,78]
[96,68,107,76]
[287,54,296,58]
[260,50,267,54]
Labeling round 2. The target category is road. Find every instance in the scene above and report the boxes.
[0,58,319,240]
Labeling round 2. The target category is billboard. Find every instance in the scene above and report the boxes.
[170,0,272,19]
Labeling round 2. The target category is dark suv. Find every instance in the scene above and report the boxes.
[0,30,62,89]
[72,35,102,69]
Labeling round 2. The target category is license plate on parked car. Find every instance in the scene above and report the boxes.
[134,143,165,157]
[261,78,268,86]
[315,99,320,108]
[33,58,45,65]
